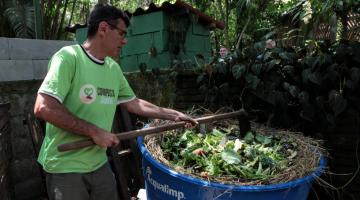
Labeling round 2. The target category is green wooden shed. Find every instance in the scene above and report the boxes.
[66,0,224,72]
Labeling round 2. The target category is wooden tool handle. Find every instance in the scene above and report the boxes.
[58,110,247,152]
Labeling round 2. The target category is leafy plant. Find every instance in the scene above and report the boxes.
[2,0,35,38]
[196,39,360,133]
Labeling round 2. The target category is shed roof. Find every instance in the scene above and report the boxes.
[65,0,224,33]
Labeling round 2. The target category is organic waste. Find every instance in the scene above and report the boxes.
[160,129,298,180]
[145,121,323,185]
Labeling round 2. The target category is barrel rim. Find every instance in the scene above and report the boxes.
[137,136,326,192]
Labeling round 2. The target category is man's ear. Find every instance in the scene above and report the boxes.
[97,21,108,37]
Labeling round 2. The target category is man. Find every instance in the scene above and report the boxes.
[218,45,229,62]
[34,4,197,200]
[219,46,229,59]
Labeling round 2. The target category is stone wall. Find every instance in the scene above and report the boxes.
[0,103,12,200]
[0,38,74,82]
[0,38,75,200]
[0,80,44,200]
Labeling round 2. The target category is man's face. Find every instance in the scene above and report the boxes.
[219,47,228,58]
[103,19,128,59]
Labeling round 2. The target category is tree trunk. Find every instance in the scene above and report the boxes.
[329,13,337,42]
[85,1,90,23]
[67,0,76,26]
[216,0,225,45]
[56,0,69,39]
[236,15,251,49]
[216,0,229,48]
[340,13,348,40]
[49,0,62,39]
[64,0,76,39]
[0,0,6,36]
[224,0,229,48]
[79,1,88,25]
[40,0,45,17]
[43,0,54,39]
[34,0,44,39]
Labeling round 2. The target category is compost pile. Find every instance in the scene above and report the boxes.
[144,116,324,186]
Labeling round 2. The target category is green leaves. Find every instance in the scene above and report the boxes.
[196,38,358,133]
[161,129,296,180]
[251,63,263,75]
[232,64,246,79]
[266,59,281,72]
[350,68,360,85]
[302,68,322,85]
[279,52,296,62]
[304,56,317,69]
[245,74,261,90]
[196,74,206,84]
[288,85,300,98]
[4,6,35,38]
[328,90,347,117]
[221,149,241,164]
[244,132,255,143]
[216,62,228,74]
[283,65,296,76]
[255,134,272,145]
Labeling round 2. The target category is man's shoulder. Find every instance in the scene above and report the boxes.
[105,56,118,64]
[105,57,122,71]
[56,44,81,57]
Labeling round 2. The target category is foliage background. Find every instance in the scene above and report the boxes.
[1,0,358,49]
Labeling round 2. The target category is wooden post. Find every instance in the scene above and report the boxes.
[108,105,144,200]
[118,105,144,189]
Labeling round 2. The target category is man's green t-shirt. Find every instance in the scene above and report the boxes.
[38,44,135,173]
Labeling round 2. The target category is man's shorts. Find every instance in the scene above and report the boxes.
[45,162,119,200]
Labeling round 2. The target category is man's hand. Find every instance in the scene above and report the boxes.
[34,93,120,149]
[122,98,198,128]
[174,113,198,128]
[91,131,119,148]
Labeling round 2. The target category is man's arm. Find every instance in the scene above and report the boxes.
[34,93,119,147]
[121,98,198,125]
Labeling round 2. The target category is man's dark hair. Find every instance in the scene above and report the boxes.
[87,3,130,38]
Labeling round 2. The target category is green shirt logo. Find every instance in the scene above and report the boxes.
[80,84,97,104]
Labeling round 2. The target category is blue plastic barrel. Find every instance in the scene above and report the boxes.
[138,137,326,200]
